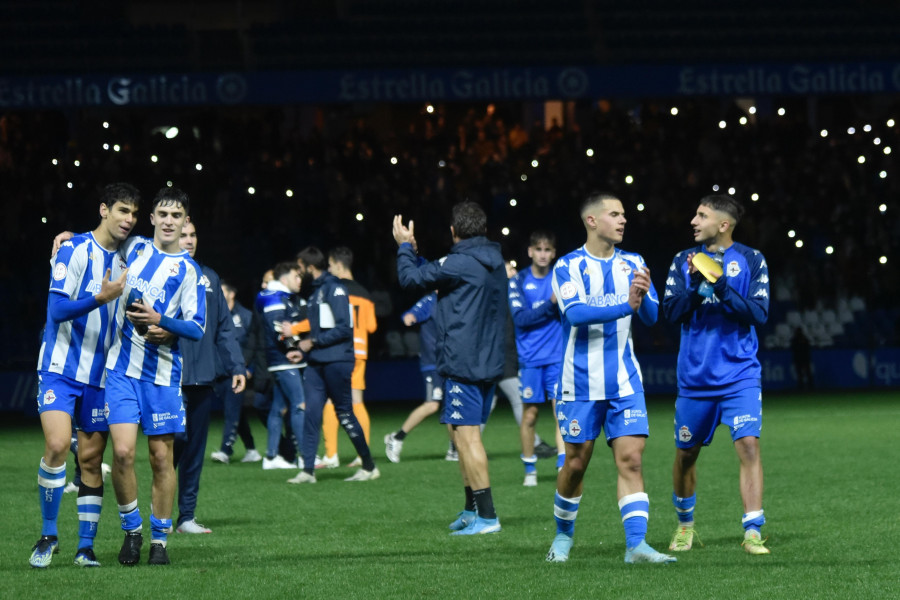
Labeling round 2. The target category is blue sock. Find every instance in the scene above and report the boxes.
[38,459,66,537]
[556,452,566,470]
[521,454,537,474]
[553,491,581,537]
[77,483,103,549]
[150,514,171,545]
[619,492,650,549]
[118,501,142,532]
[742,510,765,533]
[673,492,696,524]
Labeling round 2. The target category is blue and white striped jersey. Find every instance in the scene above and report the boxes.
[663,242,769,396]
[106,236,206,387]
[38,232,123,386]
[551,246,657,401]
[508,267,563,368]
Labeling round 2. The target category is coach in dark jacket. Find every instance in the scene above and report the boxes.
[173,221,245,533]
[392,201,507,534]
[294,247,378,483]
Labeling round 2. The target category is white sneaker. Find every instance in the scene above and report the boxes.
[523,472,538,487]
[287,471,316,484]
[210,450,229,464]
[384,433,404,463]
[241,449,263,463]
[262,455,296,470]
[297,457,305,470]
[63,481,78,494]
[315,454,340,469]
[344,467,381,482]
[445,447,459,462]
[101,463,111,482]
[176,519,212,534]
[347,456,362,468]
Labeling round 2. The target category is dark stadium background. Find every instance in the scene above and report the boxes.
[2,0,899,411]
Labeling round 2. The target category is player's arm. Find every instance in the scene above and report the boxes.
[48,267,128,322]
[395,242,454,292]
[508,276,557,329]
[714,253,769,326]
[403,292,436,325]
[662,252,705,324]
[135,264,206,341]
[211,282,246,387]
[553,261,633,326]
[635,267,659,326]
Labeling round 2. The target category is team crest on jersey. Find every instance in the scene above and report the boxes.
[568,419,581,437]
[522,386,534,399]
[559,282,577,300]
[53,263,67,281]
[168,262,181,277]
[232,314,243,328]
[726,261,740,277]
[678,425,692,443]
[619,262,632,275]
[43,389,56,405]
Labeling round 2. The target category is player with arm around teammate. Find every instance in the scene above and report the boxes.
[663,195,771,555]
[546,193,675,564]
[30,183,139,568]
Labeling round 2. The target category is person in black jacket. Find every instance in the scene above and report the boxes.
[172,220,245,534]
[393,201,507,536]
[292,246,379,484]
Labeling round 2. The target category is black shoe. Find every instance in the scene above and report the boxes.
[534,441,557,459]
[148,543,170,565]
[118,531,143,566]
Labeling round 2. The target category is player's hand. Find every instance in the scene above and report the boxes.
[126,300,161,327]
[95,268,128,304]
[144,325,175,345]
[402,313,417,326]
[298,339,314,353]
[51,231,74,257]
[392,215,417,252]
[286,349,304,363]
[628,267,651,311]
[686,253,698,275]
[232,374,246,394]
[280,320,293,336]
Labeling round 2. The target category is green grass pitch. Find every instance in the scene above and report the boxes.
[2,391,897,599]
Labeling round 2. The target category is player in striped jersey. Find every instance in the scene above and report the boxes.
[546,193,675,564]
[31,183,139,568]
[104,187,206,566]
[663,195,771,555]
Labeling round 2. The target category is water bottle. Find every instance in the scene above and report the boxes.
[698,248,725,298]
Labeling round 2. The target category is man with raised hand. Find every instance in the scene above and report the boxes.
[31,183,139,568]
[393,202,507,535]
[546,193,674,564]
[105,187,206,566]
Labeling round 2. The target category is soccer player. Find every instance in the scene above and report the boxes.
[255,262,308,471]
[393,202,507,535]
[546,193,675,564]
[508,231,566,486]
[173,220,246,534]
[293,246,379,483]
[663,195,771,555]
[317,246,377,469]
[105,187,206,566]
[31,183,139,568]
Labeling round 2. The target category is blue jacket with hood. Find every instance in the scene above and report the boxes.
[396,236,507,384]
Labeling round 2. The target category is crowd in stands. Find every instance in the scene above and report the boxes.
[2,94,899,368]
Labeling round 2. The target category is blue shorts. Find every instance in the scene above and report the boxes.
[105,369,185,436]
[557,393,649,445]
[36,371,108,433]
[441,378,495,426]
[519,363,560,404]
[424,371,444,402]
[674,387,762,448]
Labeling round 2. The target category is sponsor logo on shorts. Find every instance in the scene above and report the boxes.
[449,385,462,394]
[43,389,56,406]
[151,411,179,428]
[678,425,692,443]
[568,419,581,437]
[523,386,534,399]
[450,410,463,420]
[733,414,758,430]
[556,410,566,422]
[451,398,463,407]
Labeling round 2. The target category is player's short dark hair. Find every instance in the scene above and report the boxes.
[451,201,487,239]
[529,230,556,248]
[152,186,190,215]
[580,192,620,217]
[220,279,236,294]
[296,246,327,271]
[273,261,298,281]
[329,246,353,270]
[700,194,745,225]
[101,182,140,209]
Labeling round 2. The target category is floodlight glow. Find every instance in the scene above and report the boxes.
[728,187,736,195]
[247,187,255,195]
[166,180,173,187]
[795,240,803,248]
[438,160,446,167]
[751,193,759,201]
[874,137,881,145]
[102,143,109,150]
[788,230,796,238]
[820,129,828,137]
[739,116,748,125]
[825,246,834,255]
[41,217,47,223]
[880,171,887,178]
[670,107,678,116]
[510,260,517,268]
[426,104,434,113]
[113,144,120,152]
[390,156,398,165]
[520,174,527,181]
[586,148,595,157]
[67,182,73,189]
[718,120,726,129]
[103,121,109,129]
[501,227,510,236]
[888,119,896,127]
[884,147,892,155]
[509,198,517,207]
[864,124,872,132]
[848,127,856,134]
[195,163,202,171]
[879,204,887,213]
[73,160,80,167]
[165,127,179,139]
[151,155,158,163]
[51,158,58,165]
[712,184,720,192]
[880,256,888,264]
[625,175,633,184]
[286,189,293,197]
[858,156,866,164]
[531,159,539,168]
[748,106,756,114]
[356,213,364,221]
[777,108,786,116]
[637,203,645,211]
